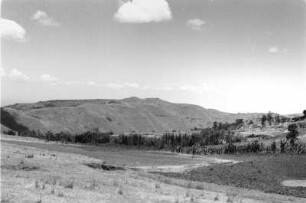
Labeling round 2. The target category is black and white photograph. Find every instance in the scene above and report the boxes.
[1,0,306,202]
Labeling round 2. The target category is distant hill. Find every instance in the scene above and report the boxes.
[0,97,262,134]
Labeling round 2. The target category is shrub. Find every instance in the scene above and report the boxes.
[271,142,276,153]
[287,123,299,147]
[25,154,34,158]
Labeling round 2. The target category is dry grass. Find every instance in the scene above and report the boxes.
[2,135,306,203]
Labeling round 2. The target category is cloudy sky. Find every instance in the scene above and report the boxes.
[1,0,305,114]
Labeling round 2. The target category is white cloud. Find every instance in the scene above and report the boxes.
[87,81,141,89]
[0,68,6,78]
[62,81,82,85]
[105,83,124,89]
[123,82,140,88]
[268,47,279,53]
[179,84,198,91]
[9,69,30,81]
[31,10,59,27]
[179,83,223,94]
[187,18,206,31]
[87,81,99,86]
[40,74,59,83]
[114,0,172,23]
[267,46,288,54]
[0,18,26,42]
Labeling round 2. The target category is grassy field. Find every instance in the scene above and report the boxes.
[2,138,212,168]
[2,134,306,202]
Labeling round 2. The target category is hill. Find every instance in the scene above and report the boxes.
[0,97,261,134]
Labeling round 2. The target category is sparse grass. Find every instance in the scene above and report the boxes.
[163,178,171,185]
[56,190,64,197]
[195,184,204,190]
[41,182,45,190]
[35,180,39,189]
[50,187,55,195]
[155,183,160,189]
[86,180,98,190]
[113,180,119,187]
[226,196,233,203]
[1,161,39,171]
[1,198,10,203]
[47,176,60,186]
[4,139,206,167]
[64,181,74,189]
[34,197,42,203]
[3,134,306,203]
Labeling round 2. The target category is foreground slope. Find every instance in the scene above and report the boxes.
[1,134,304,203]
[1,97,257,134]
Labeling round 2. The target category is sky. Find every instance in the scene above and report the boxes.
[0,0,305,114]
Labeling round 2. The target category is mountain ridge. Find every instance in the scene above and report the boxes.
[1,97,262,134]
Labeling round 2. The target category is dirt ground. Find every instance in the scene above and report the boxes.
[1,134,306,203]
[160,154,306,198]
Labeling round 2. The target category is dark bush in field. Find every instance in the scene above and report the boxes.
[43,131,112,144]
[85,162,124,171]
[3,130,16,135]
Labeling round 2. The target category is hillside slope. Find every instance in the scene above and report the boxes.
[1,97,257,134]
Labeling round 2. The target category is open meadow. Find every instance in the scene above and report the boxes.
[1,134,306,203]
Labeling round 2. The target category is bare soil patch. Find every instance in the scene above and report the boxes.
[282,180,306,187]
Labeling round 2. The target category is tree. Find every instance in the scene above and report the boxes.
[235,119,244,125]
[267,112,273,126]
[261,115,267,127]
[271,141,276,153]
[274,115,280,125]
[280,139,286,153]
[286,123,299,147]
[302,110,306,120]
[212,122,218,130]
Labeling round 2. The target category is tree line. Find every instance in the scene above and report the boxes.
[2,108,306,155]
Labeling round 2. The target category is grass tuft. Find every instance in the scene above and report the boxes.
[155,183,160,189]
[35,180,39,189]
[214,195,219,201]
[117,188,123,195]
[50,187,55,194]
